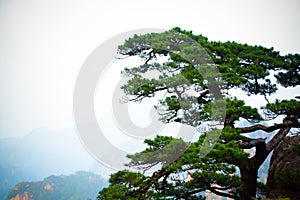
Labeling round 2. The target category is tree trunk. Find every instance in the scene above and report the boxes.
[239,167,257,200]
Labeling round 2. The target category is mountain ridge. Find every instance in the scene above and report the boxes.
[6,171,108,200]
[0,127,110,199]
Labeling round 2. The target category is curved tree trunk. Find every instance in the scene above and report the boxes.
[239,167,257,200]
[238,124,293,200]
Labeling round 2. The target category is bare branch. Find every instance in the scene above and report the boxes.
[239,121,298,133]
[197,89,210,104]
[176,188,206,200]
[145,50,156,64]
[238,138,266,149]
[250,120,294,168]
[208,186,240,200]
[266,127,291,152]
[129,86,168,102]
[263,94,270,104]
[139,168,170,194]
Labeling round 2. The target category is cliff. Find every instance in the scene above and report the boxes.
[266,136,300,199]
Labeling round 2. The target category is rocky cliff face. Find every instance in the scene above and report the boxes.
[266,136,300,200]
[9,192,31,200]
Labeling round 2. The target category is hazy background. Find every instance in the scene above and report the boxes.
[1,1,299,199]
[0,0,299,139]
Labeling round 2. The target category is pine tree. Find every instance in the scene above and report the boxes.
[98,28,300,200]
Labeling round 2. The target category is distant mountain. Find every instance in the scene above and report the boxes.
[0,165,29,200]
[0,120,277,199]
[0,127,111,199]
[6,171,108,200]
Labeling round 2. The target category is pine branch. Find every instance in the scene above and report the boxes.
[176,188,206,199]
[249,118,295,168]
[208,186,240,200]
[238,138,266,149]
[239,120,298,133]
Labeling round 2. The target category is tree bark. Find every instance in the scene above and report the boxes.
[238,119,294,200]
[239,165,258,200]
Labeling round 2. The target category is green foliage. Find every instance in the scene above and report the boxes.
[100,133,246,199]
[126,136,188,170]
[99,28,300,200]
[98,170,147,200]
[275,53,300,87]
[256,182,266,199]
[291,143,300,154]
[264,99,300,116]
[275,169,300,190]
[99,184,131,200]
[226,98,262,126]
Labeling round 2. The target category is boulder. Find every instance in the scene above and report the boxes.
[266,136,300,200]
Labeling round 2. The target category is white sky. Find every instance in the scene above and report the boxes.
[0,0,300,138]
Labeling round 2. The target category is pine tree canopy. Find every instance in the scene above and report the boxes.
[98,28,300,200]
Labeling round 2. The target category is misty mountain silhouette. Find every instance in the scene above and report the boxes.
[0,127,109,199]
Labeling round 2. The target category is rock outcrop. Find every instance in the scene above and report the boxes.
[266,136,300,199]
[10,192,31,200]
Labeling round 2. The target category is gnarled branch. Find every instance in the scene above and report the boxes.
[208,186,239,200]
[238,138,266,149]
[266,127,291,152]
[239,120,298,133]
